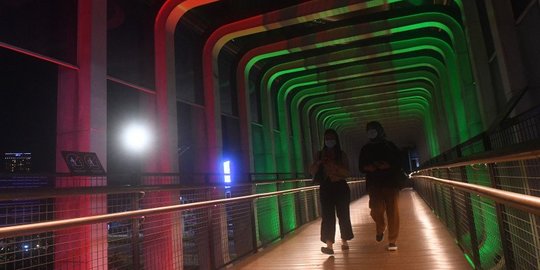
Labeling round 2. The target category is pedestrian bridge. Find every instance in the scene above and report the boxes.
[231,189,472,270]
[2,0,540,269]
[1,142,540,270]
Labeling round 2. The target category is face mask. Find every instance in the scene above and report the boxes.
[367,129,378,139]
[325,139,337,148]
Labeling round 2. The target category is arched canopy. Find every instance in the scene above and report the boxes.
[156,0,483,174]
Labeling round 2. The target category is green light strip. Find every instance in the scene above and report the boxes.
[244,12,480,174]
[282,58,448,170]
[293,72,442,172]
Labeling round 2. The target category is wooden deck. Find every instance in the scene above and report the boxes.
[229,189,472,270]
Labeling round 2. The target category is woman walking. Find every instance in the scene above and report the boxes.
[310,129,354,254]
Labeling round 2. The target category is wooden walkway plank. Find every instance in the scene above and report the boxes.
[229,189,472,270]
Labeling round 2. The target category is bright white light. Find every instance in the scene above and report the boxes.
[223,161,231,174]
[223,160,231,183]
[121,122,153,153]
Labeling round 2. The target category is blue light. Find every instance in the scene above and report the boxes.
[223,160,231,183]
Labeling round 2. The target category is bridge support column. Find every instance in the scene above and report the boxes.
[55,0,108,269]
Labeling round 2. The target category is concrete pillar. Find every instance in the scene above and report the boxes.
[139,92,182,270]
[55,0,108,269]
[485,0,528,100]
[461,0,498,129]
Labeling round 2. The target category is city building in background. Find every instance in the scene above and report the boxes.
[4,152,32,173]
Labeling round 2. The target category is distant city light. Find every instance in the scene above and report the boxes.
[121,122,153,153]
[4,152,32,172]
[223,160,231,183]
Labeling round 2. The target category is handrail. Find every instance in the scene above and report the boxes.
[0,180,363,238]
[0,178,314,201]
[420,139,540,170]
[421,105,540,169]
[412,175,540,216]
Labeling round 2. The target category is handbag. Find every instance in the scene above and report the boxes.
[312,166,326,184]
[312,151,326,184]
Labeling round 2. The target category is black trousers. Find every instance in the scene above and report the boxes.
[319,180,354,244]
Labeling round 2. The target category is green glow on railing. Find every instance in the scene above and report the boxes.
[253,183,299,246]
[255,184,280,244]
[279,182,298,233]
[465,165,502,269]
[464,253,476,269]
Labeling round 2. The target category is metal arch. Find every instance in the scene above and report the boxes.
[203,2,466,173]
[319,101,430,134]
[153,0,219,172]
[283,56,452,159]
[202,0,403,172]
[198,1,474,174]
[293,71,444,171]
[234,11,474,173]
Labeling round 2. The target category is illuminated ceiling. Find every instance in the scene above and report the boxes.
[166,0,483,170]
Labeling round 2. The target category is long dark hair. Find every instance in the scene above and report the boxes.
[322,128,343,162]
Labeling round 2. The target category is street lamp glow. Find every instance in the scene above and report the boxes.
[122,122,153,153]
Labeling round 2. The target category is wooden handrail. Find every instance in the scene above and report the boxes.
[0,180,364,238]
[421,139,540,170]
[0,178,314,201]
[412,175,540,216]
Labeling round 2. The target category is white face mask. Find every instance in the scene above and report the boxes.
[325,139,337,148]
[367,129,378,139]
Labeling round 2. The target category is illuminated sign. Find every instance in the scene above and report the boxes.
[61,151,105,175]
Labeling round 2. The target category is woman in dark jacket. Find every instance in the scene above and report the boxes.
[358,121,402,251]
[310,129,353,254]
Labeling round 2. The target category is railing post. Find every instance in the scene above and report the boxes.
[250,200,259,253]
[439,170,450,228]
[448,168,461,240]
[460,166,482,269]
[488,164,516,269]
[276,182,285,239]
[206,186,216,269]
[250,183,260,253]
[131,192,142,270]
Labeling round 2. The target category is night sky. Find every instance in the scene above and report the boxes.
[0,49,58,173]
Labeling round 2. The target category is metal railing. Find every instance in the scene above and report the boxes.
[0,176,365,269]
[412,105,540,270]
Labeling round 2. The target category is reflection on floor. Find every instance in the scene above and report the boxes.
[230,189,472,270]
